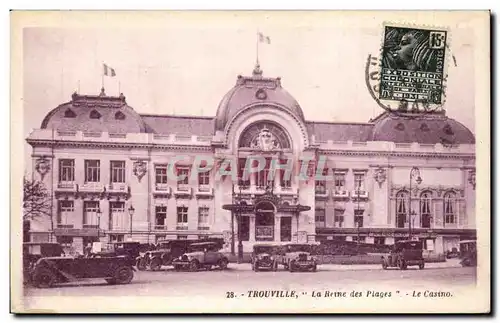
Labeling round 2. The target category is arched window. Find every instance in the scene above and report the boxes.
[115,111,126,120]
[238,122,291,150]
[90,109,102,120]
[443,191,456,225]
[420,191,432,228]
[395,191,408,228]
[64,108,76,118]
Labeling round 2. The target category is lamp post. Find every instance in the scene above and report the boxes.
[128,204,135,240]
[237,187,243,264]
[408,167,423,240]
[96,208,102,241]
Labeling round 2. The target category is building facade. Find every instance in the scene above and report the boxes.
[26,65,476,255]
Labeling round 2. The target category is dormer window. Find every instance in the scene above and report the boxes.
[443,124,454,135]
[64,109,76,118]
[90,110,101,120]
[395,123,405,131]
[115,111,126,120]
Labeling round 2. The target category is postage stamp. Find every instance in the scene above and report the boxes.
[379,26,448,104]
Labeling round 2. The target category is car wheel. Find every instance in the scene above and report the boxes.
[189,259,199,272]
[33,268,56,288]
[218,258,229,270]
[114,266,134,284]
[419,262,425,270]
[289,261,296,272]
[149,258,162,271]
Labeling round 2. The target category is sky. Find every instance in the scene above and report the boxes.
[21,12,477,174]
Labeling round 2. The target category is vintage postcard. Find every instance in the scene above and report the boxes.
[10,11,490,314]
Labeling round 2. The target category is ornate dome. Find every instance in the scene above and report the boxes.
[214,64,305,132]
[370,112,475,144]
[41,89,147,133]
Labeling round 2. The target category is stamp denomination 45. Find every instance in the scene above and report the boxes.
[379,26,448,104]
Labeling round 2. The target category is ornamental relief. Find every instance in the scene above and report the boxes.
[239,122,290,151]
[133,160,147,182]
[390,185,465,198]
[35,157,51,180]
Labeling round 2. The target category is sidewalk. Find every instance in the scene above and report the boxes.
[228,258,462,271]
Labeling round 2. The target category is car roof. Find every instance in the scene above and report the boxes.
[459,240,476,244]
[190,242,217,246]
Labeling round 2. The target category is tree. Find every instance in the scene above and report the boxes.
[23,177,51,220]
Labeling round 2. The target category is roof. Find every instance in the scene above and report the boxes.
[141,114,214,136]
[306,121,374,142]
[214,64,305,132]
[370,112,475,144]
[40,90,147,133]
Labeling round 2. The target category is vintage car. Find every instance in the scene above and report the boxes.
[171,242,229,272]
[458,240,477,267]
[251,244,279,271]
[381,240,425,270]
[280,243,318,272]
[136,238,224,271]
[92,241,143,260]
[23,242,64,284]
[29,255,135,288]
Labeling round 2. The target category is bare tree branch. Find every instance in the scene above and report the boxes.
[23,177,52,220]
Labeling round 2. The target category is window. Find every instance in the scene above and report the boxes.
[334,173,346,193]
[238,158,250,187]
[115,111,126,120]
[315,168,328,194]
[177,235,188,240]
[198,170,210,186]
[177,166,190,186]
[240,216,250,241]
[109,234,124,243]
[374,237,385,245]
[354,173,365,191]
[444,192,456,225]
[280,217,292,241]
[315,208,326,228]
[90,109,101,119]
[84,160,100,183]
[59,159,75,182]
[64,109,76,118]
[198,207,209,228]
[83,201,100,227]
[420,191,432,228]
[396,191,408,228]
[354,209,364,228]
[177,206,188,226]
[155,206,167,229]
[109,202,126,230]
[155,165,168,185]
[334,209,345,228]
[279,159,292,188]
[256,158,271,189]
[57,201,74,227]
[110,161,126,183]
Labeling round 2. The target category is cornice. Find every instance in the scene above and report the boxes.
[320,149,475,159]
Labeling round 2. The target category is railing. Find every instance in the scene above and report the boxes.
[176,224,189,230]
[57,181,77,189]
[154,225,168,230]
[255,225,274,240]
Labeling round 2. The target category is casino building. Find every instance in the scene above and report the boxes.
[26,64,476,255]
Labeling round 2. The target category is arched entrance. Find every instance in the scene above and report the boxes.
[255,201,275,241]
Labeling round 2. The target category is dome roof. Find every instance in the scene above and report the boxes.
[41,89,147,133]
[370,112,475,144]
[214,64,305,131]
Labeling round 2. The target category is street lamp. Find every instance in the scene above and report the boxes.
[237,187,243,264]
[408,167,423,240]
[96,208,102,240]
[128,204,135,239]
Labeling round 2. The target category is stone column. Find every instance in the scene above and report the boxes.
[275,216,281,242]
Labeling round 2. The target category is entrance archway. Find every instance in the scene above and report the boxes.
[255,201,275,241]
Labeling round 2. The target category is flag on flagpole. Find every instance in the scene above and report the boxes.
[103,63,116,77]
[258,32,271,44]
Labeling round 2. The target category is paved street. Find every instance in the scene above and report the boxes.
[24,260,475,298]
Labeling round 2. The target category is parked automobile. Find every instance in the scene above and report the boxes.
[29,255,135,288]
[23,242,64,284]
[446,247,460,259]
[136,238,224,271]
[251,244,279,271]
[171,242,229,272]
[381,240,425,270]
[92,241,143,261]
[280,243,317,272]
[458,240,477,267]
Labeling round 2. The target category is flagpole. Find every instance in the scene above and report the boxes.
[256,30,259,66]
[101,61,105,91]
